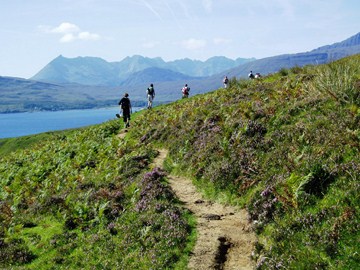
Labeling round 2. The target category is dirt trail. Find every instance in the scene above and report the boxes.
[153,149,256,270]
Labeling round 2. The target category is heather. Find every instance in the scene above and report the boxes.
[1,54,359,269]
[132,55,360,269]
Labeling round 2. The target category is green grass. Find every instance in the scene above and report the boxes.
[129,54,360,269]
[1,54,359,269]
[0,132,60,157]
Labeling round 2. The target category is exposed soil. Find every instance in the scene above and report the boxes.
[153,149,256,270]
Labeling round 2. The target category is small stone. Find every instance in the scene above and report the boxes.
[203,214,221,220]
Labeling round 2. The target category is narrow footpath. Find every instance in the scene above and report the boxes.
[153,149,256,270]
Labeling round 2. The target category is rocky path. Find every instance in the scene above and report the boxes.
[153,149,256,270]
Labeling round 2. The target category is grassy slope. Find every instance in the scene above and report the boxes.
[130,55,360,269]
[0,55,359,269]
[0,117,193,269]
[0,132,72,157]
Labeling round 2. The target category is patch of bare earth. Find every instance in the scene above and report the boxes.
[153,149,256,270]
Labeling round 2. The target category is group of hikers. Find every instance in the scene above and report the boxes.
[118,71,261,129]
[248,71,261,79]
[117,83,190,128]
[223,71,261,88]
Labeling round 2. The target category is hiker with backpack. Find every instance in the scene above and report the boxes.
[223,76,229,88]
[248,71,255,79]
[255,72,262,79]
[118,92,132,128]
[182,84,190,98]
[147,83,155,109]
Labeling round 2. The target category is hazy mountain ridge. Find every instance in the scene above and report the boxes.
[31,55,255,86]
[119,67,203,87]
[1,32,360,113]
[32,55,120,86]
[223,32,360,79]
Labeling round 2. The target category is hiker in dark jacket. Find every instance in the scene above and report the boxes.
[118,93,132,128]
[248,71,255,79]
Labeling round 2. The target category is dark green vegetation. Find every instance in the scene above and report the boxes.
[1,55,359,269]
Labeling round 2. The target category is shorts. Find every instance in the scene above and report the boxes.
[122,109,130,122]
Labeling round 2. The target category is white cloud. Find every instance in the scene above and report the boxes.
[60,33,76,43]
[182,38,207,50]
[39,22,101,43]
[78,32,101,41]
[52,22,80,34]
[213,38,232,45]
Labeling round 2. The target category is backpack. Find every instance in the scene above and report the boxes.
[182,86,189,95]
[119,97,130,110]
[147,87,154,96]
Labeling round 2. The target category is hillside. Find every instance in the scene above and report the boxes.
[0,76,125,113]
[0,55,359,269]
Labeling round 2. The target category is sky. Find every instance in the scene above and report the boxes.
[0,0,359,79]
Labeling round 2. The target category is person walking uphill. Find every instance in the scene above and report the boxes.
[223,76,229,88]
[118,93,132,128]
[182,84,190,98]
[147,83,155,109]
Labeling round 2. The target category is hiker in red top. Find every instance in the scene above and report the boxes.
[182,84,190,98]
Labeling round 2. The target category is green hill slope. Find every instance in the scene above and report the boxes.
[1,55,359,269]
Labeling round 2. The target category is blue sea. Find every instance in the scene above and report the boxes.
[0,107,143,139]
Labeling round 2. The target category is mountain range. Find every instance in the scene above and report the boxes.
[1,32,360,113]
[31,55,255,86]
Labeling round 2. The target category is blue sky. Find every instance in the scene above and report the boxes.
[0,0,359,78]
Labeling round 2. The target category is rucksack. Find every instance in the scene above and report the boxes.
[182,87,190,95]
[119,97,130,110]
[147,87,154,96]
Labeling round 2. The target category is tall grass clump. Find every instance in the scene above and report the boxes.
[305,57,360,105]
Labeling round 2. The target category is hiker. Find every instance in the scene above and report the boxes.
[255,73,261,79]
[146,83,155,109]
[248,71,255,79]
[223,76,229,88]
[118,92,132,128]
[181,84,190,98]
